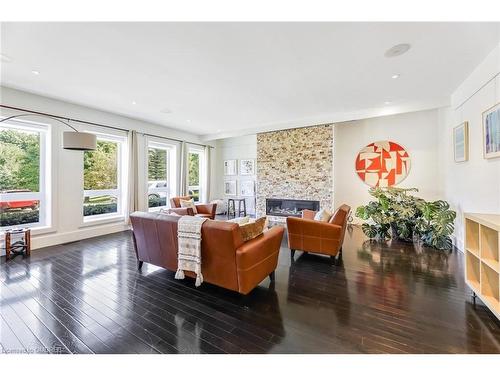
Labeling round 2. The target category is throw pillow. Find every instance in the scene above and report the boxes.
[314,208,332,222]
[239,217,267,242]
[180,198,198,214]
[227,216,251,225]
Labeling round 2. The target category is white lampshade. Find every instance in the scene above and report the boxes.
[63,131,97,151]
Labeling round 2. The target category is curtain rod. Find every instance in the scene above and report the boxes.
[0,104,214,149]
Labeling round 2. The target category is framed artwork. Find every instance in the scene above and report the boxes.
[483,102,500,159]
[355,141,410,187]
[224,159,237,175]
[239,159,255,175]
[224,180,237,196]
[453,122,469,162]
[239,180,255,197]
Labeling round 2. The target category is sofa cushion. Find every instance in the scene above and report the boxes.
[239,217,267,242]
[227,216,251,225]
[180,198,198,214]
[195,213,212,218]
[314,208,332,222]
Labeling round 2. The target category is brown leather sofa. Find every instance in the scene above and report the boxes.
[130,211,285,295]
[170,196,217,220]
[286,204,351,261]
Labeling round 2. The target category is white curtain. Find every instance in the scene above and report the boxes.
[128,130,139,218]
[204,145,212,202]
[179,141,188,196]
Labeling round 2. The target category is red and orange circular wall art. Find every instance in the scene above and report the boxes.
[355,141,411,187]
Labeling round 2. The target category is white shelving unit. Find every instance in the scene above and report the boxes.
[464,213,500,320]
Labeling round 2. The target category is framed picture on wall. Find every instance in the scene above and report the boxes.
[483,102,500,159]
[224,180,237,196]
[453,122,469,162]
[224,159,237,175]
[239,180,255,197]
[239,159,255,175]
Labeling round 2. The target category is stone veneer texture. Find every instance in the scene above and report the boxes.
[256,124,334,216]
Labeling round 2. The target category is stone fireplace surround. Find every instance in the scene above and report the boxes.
[256,124,334,217]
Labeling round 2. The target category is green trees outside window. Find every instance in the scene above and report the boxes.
[148,148,167,181]
[0,128,42,227]
[0,129,40,192]
[188,152,200,201]
[84,140,118,190]
[147,147,169,208]
[83,139,119,216]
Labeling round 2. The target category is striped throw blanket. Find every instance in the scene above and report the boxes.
[175,215,208,287]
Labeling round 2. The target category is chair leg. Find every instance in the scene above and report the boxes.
[332,250,343,265]
[138,260,143,270]
[290,249,296,261]
[269,271,275,282]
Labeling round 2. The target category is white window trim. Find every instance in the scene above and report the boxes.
[0,118,52,232]
[146,139,178,211]
[82,132,128,225]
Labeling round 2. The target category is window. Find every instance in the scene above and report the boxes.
[188,147,204,202]
[147,140,177,210]
[0,120,50,229]
[83,134,127,221]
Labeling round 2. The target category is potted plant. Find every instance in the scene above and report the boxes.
[355,187,456,250]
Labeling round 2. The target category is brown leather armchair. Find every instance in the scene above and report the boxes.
[130,211,285,295]
[170,195,217,220]
[286,204,351,261]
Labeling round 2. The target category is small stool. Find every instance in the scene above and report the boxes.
[4,228,31,261]
[227,198,247,219]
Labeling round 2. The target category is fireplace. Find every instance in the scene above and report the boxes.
[266,198,320,217]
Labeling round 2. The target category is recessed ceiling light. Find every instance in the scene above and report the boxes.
[132,101,137,105]
[0,53,12,63]
[384,101,392,105]
[186,119,191,123]
[391,74,400,79]
[385,43,411,58]
[216,129,222,133]
[160,108,172,114]
[31,70,40,75]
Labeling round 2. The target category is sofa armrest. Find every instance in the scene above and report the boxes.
[236,226,285,269]
[196,203,217,218]
[302,209,317,220]
[167,207,194,216]
[287,217,342,239]
[234,226,284,294]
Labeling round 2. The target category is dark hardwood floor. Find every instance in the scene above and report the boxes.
[1,225,500,354]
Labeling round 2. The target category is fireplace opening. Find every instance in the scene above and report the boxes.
[266,198,320,217]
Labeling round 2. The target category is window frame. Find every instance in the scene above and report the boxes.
[187,145,205,203]
[0,118,51,231]
[146,139,177,212]
[82,132,128,224]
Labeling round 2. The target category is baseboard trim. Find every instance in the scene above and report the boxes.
[32,223,130,250]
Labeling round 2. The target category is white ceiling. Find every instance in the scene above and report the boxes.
[1,22,499,140]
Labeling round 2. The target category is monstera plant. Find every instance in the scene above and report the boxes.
[355,187,456,250]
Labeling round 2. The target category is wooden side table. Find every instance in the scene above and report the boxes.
[5,228,31,260]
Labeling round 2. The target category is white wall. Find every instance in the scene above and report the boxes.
[334,109,442,223]
[214,135,257,214]
[439,43,500,251]
[1,86,215,251]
